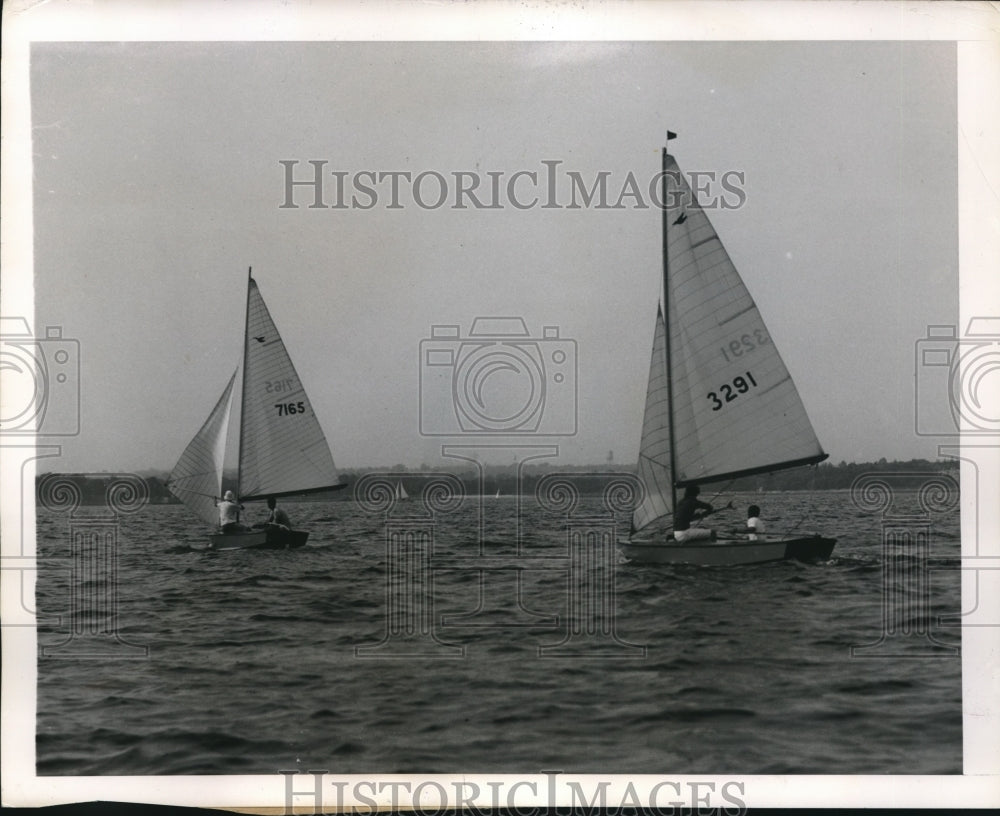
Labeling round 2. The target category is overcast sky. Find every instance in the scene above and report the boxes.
[28,39,957,473]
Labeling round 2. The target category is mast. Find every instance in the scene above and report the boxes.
[236,266,252,503]
[661,131,679,515]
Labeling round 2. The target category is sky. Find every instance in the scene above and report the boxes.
[26,39,958,473]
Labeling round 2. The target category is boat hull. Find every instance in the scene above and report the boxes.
[621,535,835,566]
[208,528,310,550]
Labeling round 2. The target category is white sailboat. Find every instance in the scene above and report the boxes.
[395,481,409,501]
[623,134,835,566]
[168,270,345,549]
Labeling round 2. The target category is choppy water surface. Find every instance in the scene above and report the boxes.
[35,490,961,775]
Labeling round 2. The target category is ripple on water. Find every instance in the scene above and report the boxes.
[34,493,962,775]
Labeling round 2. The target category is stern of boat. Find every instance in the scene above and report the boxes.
[783,535,836,561]
[262,528,309,549]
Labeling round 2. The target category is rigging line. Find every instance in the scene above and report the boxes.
[788,465,819,533]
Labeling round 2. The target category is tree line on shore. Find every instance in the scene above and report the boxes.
[35,458,958,506]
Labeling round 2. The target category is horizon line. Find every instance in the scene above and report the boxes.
[35,456,961,477]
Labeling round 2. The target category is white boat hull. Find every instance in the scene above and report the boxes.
[621,535,835,566]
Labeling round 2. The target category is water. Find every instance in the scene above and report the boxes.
[35,490,962,775]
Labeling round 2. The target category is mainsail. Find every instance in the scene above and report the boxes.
[632,150,827,534]
[238,278,342,500]
[661,155,826,486]
[168,371,237,526]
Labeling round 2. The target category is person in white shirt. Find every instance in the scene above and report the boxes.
[746,504,765,540]
[217,490,248,533]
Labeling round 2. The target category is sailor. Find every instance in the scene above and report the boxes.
[217,490,248,533]
[264,496,291,531]
[746,504,765,540]
[672,485,717,542]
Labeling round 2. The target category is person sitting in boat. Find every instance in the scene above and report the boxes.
[747,504,765,540]
[672,485,717,542]
[217,490,249,534]
[263,496,291,531]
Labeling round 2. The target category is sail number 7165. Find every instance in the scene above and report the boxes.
[264,378,297,393]
[275,401,306,417]
[707,372,757,411]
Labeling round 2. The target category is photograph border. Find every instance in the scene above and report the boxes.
[2,0,997,810]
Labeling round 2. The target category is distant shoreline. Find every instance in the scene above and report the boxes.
[34,459,959,506]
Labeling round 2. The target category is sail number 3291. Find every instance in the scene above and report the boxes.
[707,372,757,411]
[275,401,306,416]
[719,329,770,362]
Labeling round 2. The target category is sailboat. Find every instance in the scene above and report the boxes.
[623,134,835,566]
[168,270,345,550]
[395,481,409,501]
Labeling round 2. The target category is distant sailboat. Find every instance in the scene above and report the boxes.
[495,488,501,499]
[168,270,345,549]
[395,481,409,501]
[623,134,835,566]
